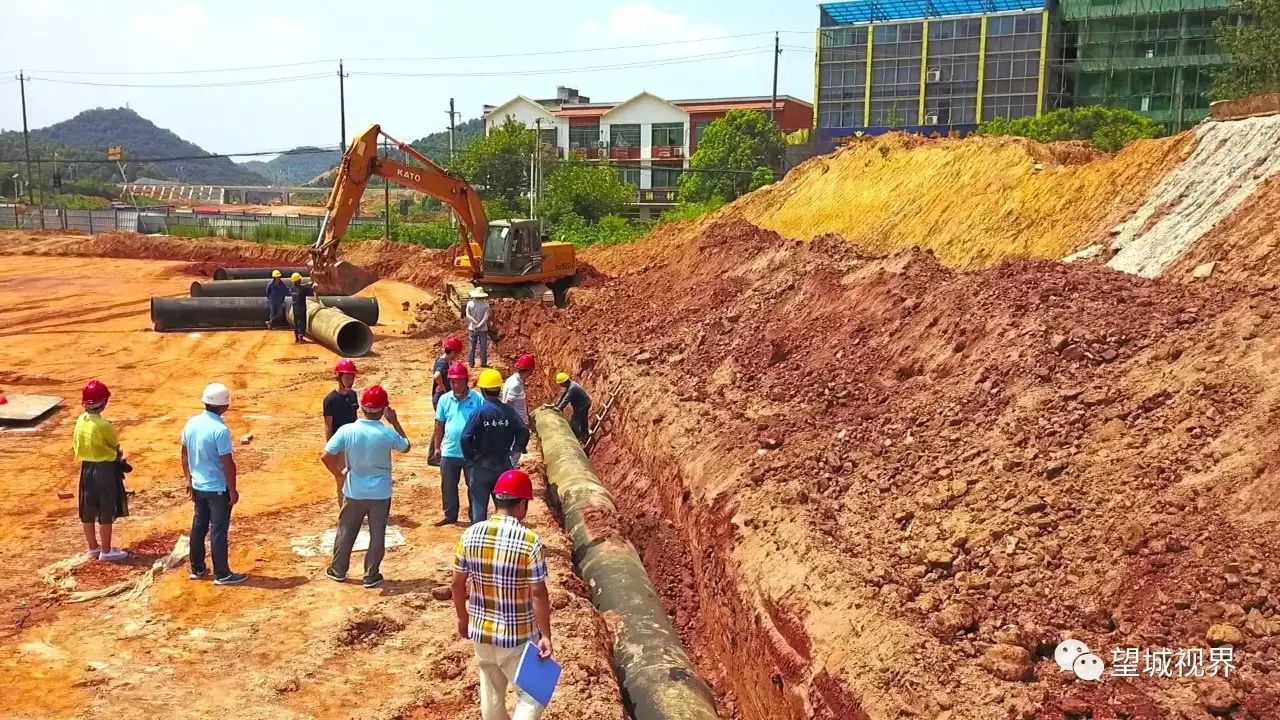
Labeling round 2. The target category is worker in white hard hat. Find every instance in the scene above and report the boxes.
[180,383,246,585]
[465,286,491,368]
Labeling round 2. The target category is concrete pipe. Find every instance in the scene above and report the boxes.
[151,296,379,331]
[190,278,349,298]
[212,266,309,281]
[286,299,373,358]
[532,408,720,720]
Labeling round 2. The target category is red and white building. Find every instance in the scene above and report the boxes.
[482,87,813,216]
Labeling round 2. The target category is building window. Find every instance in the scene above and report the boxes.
[651,122,685,147]
[610,124,640,148]
[693,120,712,144]
[651,163,683,188]
[616,163,641,187]
[538,128,557,149]
[568,124,599,149]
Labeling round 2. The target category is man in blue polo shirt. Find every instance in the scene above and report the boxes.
[429,362,484,527]
[181,382,246,586]
[321,385,410,589]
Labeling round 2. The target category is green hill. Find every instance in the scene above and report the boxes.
[410,118,484,165]
[237,146,342,186]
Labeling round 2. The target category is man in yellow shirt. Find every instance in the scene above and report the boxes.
[72,380,127,562]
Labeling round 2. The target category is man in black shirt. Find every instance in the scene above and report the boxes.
[289,273,314,343]
[553,372,592,445]
[324,359,360,508]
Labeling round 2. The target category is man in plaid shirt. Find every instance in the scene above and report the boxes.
[452,468,553,720]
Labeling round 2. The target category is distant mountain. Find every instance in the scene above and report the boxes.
[237,146,342,186]
[25,108,267,185]
[410,118,483,165]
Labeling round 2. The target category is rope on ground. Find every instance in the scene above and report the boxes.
[66,535,191,604]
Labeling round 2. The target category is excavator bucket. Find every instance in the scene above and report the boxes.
[318,261,380,296]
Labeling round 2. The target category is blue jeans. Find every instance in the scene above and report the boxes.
[469,459,511,525]
[293,303,307,338]
[267,298,285,326]
[191,490,232,579]
[469,330,489,367]
[440,456,472,522]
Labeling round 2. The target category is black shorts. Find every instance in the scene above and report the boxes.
[78,461,120,524]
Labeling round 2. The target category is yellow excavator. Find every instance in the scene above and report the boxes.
[308,124,577,313]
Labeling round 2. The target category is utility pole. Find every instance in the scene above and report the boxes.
[17,72,33,205]
[446,98,459,163]
[770,32,781,126]
[338,60,348,154]
[383,137,390,240]
[530,119,539,220]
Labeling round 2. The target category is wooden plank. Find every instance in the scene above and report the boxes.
[0,394,63,422]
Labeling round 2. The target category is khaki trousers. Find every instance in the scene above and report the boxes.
[474,640,545,720]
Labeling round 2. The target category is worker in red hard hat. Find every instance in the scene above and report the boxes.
[453,468,553,719]
[500,353,534,467]
[323,359,361,508]
[321,384,410,589]
[73,380,129,562]
[430,362,484,527]
[432,336,465,409]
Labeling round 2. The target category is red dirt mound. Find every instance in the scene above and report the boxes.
[505,217,1280,719]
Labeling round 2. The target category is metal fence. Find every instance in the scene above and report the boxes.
[0,204,387,238]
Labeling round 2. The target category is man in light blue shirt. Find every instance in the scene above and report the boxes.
[429,362,484,527]
[181,382,245,585]
[321,385,410,588]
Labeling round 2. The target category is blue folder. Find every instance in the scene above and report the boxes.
[513,640,562,707]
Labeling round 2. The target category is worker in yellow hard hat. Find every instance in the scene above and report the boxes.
[552,371,592,445]
[461,368,528,523]
[265,270,288,329]
[288,272,313,343]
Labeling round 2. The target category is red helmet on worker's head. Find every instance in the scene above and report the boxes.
[82,380,111,406]
[443,336,464,353]
[514,353,536,371]
[334,359,357,376]
[447,362,469,381]
[360,385,389,410]
[494,469,534,500]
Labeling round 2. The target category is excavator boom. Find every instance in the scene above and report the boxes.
[309,124,489,295]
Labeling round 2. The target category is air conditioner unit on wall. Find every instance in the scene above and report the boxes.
[927,68,941,83]
[924,113,939,125]
[672,147,684,157]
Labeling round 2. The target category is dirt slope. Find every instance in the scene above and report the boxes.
[734,133,1192,270]
[501,218,1280,719]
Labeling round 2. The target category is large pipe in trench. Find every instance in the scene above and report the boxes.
[532,407,720,720]
[286,299,373,358]
[150,296,379,330]
[190,279,348,298]
[212,266,309,281]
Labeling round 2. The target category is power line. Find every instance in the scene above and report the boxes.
[17,32,786,77]
[26,72,332,89]
[351,48,771,78]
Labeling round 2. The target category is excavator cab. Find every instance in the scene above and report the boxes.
[483,220,545,277]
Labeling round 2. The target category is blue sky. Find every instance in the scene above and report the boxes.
[0,1,819,157]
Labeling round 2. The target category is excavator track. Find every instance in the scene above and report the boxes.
[444,279,555,318]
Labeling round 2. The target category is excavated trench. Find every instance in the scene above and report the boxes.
[521,333,843,720]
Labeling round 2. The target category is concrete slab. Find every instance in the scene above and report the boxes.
[0,393,62,423]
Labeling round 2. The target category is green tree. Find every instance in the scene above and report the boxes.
[749,166,775,191]
[979,106,1163,151]
[883,106,906,127]
[539,160,635,225]
[1212,0,1280,100]
[450,118,540,211]
[679,110,783,202]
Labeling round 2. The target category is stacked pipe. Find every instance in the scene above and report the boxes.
[151,296,379,330]
[285,299,373,358]
[148,266,376,358]
[212,266,309,281]
[532,408,720,720]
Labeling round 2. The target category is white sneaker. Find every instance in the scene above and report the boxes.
[82,549,101,561]
[98,548,128,562]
